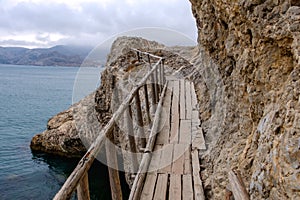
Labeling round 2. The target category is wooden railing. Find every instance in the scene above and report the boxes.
[53,49,166,200]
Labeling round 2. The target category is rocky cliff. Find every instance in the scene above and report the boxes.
[30,1,299,199]
[189,0,300,199]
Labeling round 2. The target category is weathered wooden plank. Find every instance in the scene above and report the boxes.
[77,172,90,200]
[171,144,186,175]
[179,120,192,144]
[182,174,193,200]
[169,174,181,200]
[192,111,201,126]
[192,127,206,150]
[171,80,180,123]
[169,122,179,144]
[193,173,205,200]
[185,81,192,120]
[180,79,186,119]
[191,149,205,200]
[148,148,162,173]
[153,174,168,200]
[159,144,174,173]
[228,170,250,200]
[184,147,192,174]
[140,173,157,200]
[191,82,198,110]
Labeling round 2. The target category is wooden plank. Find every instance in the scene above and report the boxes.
[191,149,205,200]
[171,80,180,123]
[185,81,192,120]
[192,127,206,150]
[140,173,157,200]
[184,147,192,174]
[148,150,162,173]
[193,173,205,200]
[159,144,174,173]
[77,172,90,200]
[228,170,250,200]
[156,85,172,145]
[179,120,192,144]
[182,174,193,200]
[192,111,200,126]
[179,79,186,119]
[169,174,181,200]
[171,144,186,174]
[163,84,173,132]
[170,122,179,144]
[191,82,198,110]
[153,174,168,200]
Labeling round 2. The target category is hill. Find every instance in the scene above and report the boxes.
[0,45,96,67]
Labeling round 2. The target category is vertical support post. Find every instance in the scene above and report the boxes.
[160,60,163,90]
[135,88,146,149]
[143,84,151,125]
[155,67,159,103]
[162,58,165,84]
[126,105,138,173]
[137,52,140,62]
[106,129,123,200]
[77,172,90,200]
[148,54,157,112]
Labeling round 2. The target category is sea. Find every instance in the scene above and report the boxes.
[0,64,127,200]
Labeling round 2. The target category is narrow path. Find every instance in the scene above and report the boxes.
[132,76,206,200]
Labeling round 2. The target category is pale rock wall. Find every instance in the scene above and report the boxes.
[189,0,300,199]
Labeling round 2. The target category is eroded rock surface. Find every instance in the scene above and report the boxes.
[189,0,300,199]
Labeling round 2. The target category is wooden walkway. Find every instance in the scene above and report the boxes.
[130,76,206,200]
[54,49,211,200]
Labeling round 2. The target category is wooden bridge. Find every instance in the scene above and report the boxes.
[53,49,249,200]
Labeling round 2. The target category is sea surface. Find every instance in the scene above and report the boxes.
[0,64,118,199]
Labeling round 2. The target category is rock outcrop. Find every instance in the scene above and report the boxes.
[30,93,98,158]
[189,0,300,199]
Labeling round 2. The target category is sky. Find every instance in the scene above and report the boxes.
[0,0,197,48]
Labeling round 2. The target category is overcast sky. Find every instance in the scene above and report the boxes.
[0,0,197,48]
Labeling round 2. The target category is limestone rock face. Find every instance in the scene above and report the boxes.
[30,93,97,158]
[189,0,300,199]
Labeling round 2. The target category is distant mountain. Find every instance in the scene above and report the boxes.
[0,45,101,67]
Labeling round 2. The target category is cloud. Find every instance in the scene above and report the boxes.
[0,0,197,48]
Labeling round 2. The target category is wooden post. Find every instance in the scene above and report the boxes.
[106,129,123,200]
[228,169,249,200]
[162,58,165,84]
[137,52,140,62]
[148,54,157,106]
[155,67,159,103]
[160,61,163,89]
[143,84,151,125]
[77,172,90,200]
[135,89,146,149]
[126,105,139,173]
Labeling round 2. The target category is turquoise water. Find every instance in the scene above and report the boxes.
[0,64,115,199]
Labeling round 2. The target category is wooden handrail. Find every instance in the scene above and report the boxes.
[54,49,165,200]
[129,81,168,200]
